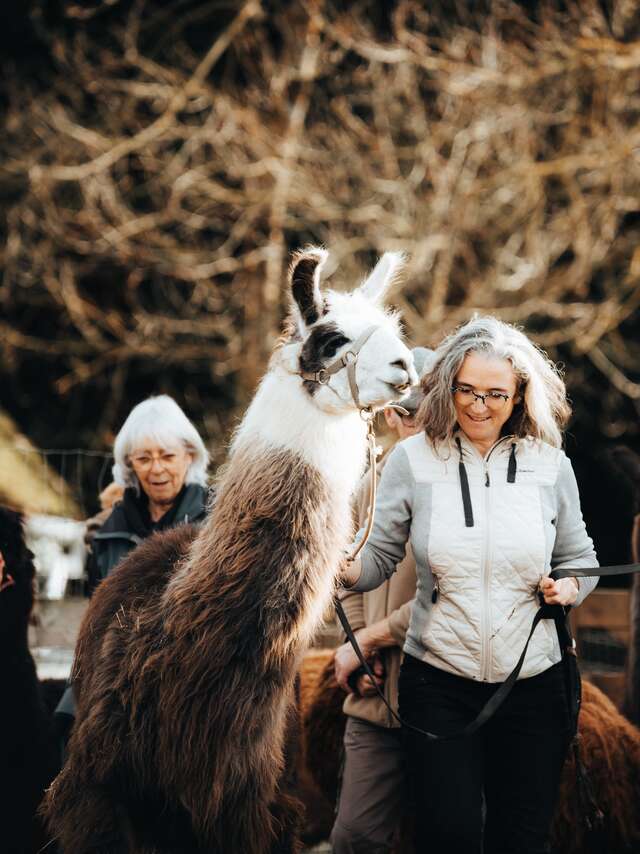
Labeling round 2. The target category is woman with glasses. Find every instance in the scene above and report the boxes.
[91,395,210,582]
[341,316,598,854]
[55,395,210,748]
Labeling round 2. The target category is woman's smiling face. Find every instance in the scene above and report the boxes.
[129,442,193,507]
[453,351,519,453]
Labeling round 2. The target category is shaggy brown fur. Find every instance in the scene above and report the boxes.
[551,680,640,854]
[44,445,349,854]
[299,648,339,721]
[296,650,340,846]
[302,650,345,809]
[302,652,640,854]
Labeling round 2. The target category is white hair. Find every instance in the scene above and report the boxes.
[112,395,210,489]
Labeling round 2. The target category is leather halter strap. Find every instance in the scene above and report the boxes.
[298,325,378,410]
[300,322,415,565]
[298,324,381,564]
[346,415,378,564]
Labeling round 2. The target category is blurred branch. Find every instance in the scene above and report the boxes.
[0,0,638,442]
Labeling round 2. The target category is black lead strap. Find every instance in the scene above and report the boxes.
[507,442,517,483]
[336,562,640,744]
[455,438,474,528]
[456,438,517,527]
[336,596,549,741]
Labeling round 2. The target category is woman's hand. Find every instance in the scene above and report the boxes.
[355,656,385,697]
[334,629,374,693]
[539,576,579,607]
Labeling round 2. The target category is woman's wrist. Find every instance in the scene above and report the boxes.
[354,626,374,657]
[360,618,394,649]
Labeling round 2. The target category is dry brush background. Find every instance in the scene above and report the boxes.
[1,0,639,512]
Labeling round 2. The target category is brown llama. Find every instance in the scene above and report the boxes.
[43,246,417,854]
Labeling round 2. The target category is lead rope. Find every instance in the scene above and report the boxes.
[345,411,378,565]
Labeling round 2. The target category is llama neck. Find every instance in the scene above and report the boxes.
[164,368,370,659]
[232,366,368,500]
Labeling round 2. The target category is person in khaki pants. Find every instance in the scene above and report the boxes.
[330,347,433,854]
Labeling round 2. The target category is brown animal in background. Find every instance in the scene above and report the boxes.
[302,650,346,810]
[296,650,339,846]
[0,506,59,854]
[42,247,416,854]
[551,681,640,854]
[303,652,640,854]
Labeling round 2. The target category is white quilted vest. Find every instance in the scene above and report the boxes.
[404,433,564,682]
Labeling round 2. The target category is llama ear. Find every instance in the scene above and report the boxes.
[289,247,328,330]
[358,252,406,303]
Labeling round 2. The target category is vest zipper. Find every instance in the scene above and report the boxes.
[481,472,492,681]
[457,434,514,682]
[478,437,511,681]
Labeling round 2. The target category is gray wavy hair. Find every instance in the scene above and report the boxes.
[418,316,571,448]
[112,395,210,489]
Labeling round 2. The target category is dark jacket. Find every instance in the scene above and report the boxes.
[91,483,208,582]
[56,482,209,725]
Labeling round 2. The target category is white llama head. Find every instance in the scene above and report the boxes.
[281,247,418,414]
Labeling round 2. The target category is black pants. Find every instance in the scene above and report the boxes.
[398,655,572,854]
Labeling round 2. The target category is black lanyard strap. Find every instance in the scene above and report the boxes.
[553,564,635,579]
[335,597,549,741]
[336,563,640,742]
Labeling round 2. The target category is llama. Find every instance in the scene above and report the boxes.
[0,506,60,854]
[43,247,417,854]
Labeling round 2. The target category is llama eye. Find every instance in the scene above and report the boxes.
[321,334,350,358]
[300,322,351,371]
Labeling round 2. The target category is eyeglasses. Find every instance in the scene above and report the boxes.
[451,385,511,410]
[129,449,184,472]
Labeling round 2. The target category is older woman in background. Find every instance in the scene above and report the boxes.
[91,394,209,581]
[342,316,598,854]
[56,395,209,740]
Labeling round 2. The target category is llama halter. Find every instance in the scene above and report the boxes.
[297,325,379,411]
[298,324,384,564]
